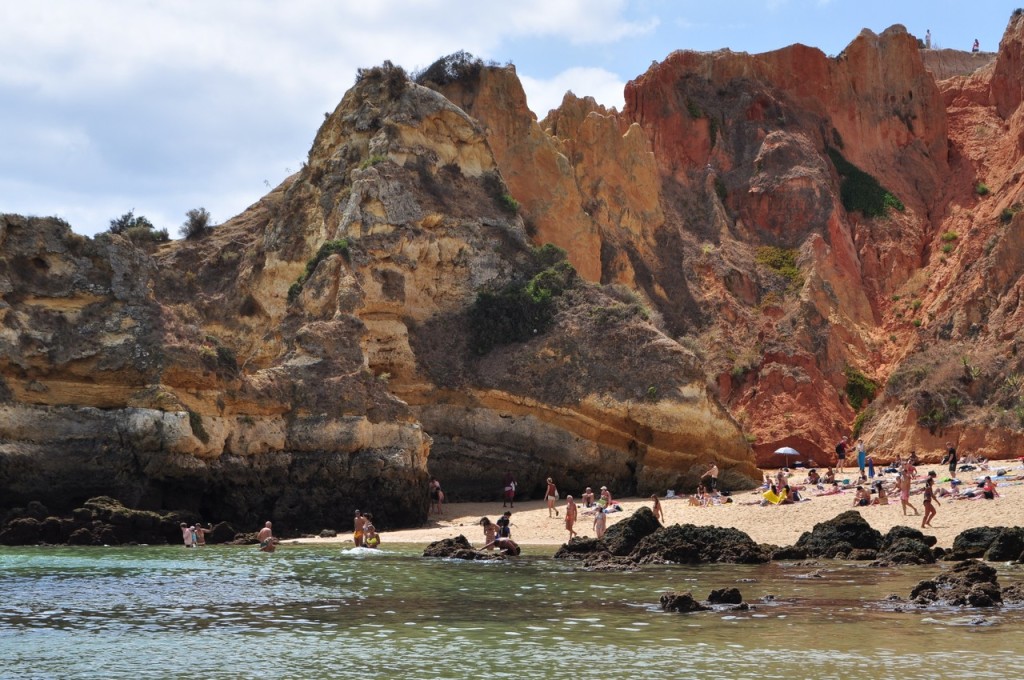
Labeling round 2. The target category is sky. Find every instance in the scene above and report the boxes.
[0,1,1015,237]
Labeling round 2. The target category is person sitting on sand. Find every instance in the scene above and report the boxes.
[480,516,497,548]
[600,486,613,507]
[824,468,836,485]
[982,476,999,500]
[690,484,708,507]
[651,494,664,523]
[762,484,786,505]
[565,496,578,539]
[806,469,820,486]
[852,486,870,507]
[780,485,799,504]
[582,487,595,508]
[871,482,889,505]
[363,513,380,549]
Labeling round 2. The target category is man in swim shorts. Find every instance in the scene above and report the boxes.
[353,510,366,547]
[257,521,275,552]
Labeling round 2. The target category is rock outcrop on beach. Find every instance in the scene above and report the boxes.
[7,12,1024,527]
[947,526,1024,562]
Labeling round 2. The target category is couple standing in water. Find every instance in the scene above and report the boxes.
[352,510,380,549]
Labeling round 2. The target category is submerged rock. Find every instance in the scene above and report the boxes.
[422,535,507,560]
[708,587,744,605]
[909,560,1002,607]
[660,592,709,613]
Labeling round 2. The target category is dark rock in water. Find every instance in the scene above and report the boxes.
[553,536,610,561]
[769,545,809,561]
[910,560,1003,607]
[660,591,709,613]
[1001,583,1024,603]
[708,587,743,605]
[319,529,338,538]
[206,522,237,545]
[422,535,506,560]
[984,528,1024,562]
[0,517,42,545]
[631,524,770,564]
[793,511,882,558]
[847,548,877,560]
[947,527,1004,560]
[730,602,750,611]
[602,506,661,556]
[67,527,95,545]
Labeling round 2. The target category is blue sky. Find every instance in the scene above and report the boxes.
[0,1,1013,237]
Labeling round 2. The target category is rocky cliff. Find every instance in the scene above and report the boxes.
[6,12,1024,536]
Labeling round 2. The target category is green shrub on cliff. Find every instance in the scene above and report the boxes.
[827,148,904,218]
[755,246,803,291]
[468,245,576,355]
[844,365,878,410]
[288,239,351,303]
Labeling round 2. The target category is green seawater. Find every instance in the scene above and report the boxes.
[2,544,1024,679]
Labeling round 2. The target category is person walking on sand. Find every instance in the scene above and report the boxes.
[545,478,560,517]
[353,510,366,547]
[502,469,517,508]
[922,473,940,528]
[651,494,664,523]
[565,495,578,539]
[899,472,919,516]
[593,506,607,539]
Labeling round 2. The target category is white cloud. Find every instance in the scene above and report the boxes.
[520,67,626,118]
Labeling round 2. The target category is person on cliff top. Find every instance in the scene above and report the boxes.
[925,29,931,49]
[181,522,194,548]
[545,477,560,518]
[835,436,849,472]
[922,473,940,528]
[565,495,578,539]
[353,510,366,547]
[257,521,276,552]
[650,494,664,523]
[502,470,516,508]
[363,513,380,549]
[701,463,719,491]
[429,478,445,515]
[972,38,980,53]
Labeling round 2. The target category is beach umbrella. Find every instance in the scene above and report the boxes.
[774,446,800,459]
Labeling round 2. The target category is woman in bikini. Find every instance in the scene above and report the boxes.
[480,517,497,549]
[922,475,940,528]
[650,494,664,523]
[545,478,559,517]
[564,496,578,539]
[363,513,381,549]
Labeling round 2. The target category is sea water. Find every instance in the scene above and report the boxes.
[2,544,1023,679]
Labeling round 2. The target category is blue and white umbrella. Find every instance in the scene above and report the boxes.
[773,446,800,458]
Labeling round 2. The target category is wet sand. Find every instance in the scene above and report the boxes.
[284,462,1024,550]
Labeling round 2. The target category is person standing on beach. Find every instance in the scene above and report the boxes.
[650,494,664,523]
[480,517,497,548]
[702,464,719,491]
[502,470,517,508]
[429,478,445,515]
[922,473,940,528]
[945,442,958,479]
[565,495,578,539]
[353,510,366,547]
[545,478,560,517]
[593,506,607,539]
[899,472,919,516]
[856,439,867,480]
[835,436,849,472]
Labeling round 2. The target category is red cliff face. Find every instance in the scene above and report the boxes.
[448,16,1024,466]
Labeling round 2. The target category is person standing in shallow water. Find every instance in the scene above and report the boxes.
[181,522,193,548]
[257,521,276,552]
[353,510,366,547]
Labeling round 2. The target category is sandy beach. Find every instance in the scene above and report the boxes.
[284,463,1024,551]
